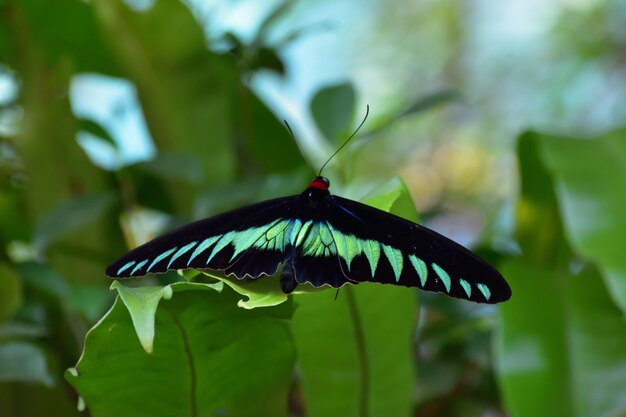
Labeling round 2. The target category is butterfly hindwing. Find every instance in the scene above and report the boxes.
[106,197,298,279]
[315,196,511,304]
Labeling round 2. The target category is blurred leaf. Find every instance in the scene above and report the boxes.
[0,322,47,339]
[538,129,626,312]
[515,132,564,263]
[0,381,82,417]
[0,263,21,324]
[253,46,285,74]
[135,152,204,185]
[33,192,117,252]
[292,180,417,417]
[498,261,626,417]
[67,286,295,417]
[311,82,356,143]
[92,0,238,215]
[0,341,53,386]
[399,90,459,118]
[0,189,29,244]
[497,129,626,417]
[76,118,117,146]
[17,262,68,301]
[66,284,111,322]
[235,90,307,174]
[8,0,118,74]
[364,176,419,221]
[254,0,293,45]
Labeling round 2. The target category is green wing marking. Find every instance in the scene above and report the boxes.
[432,262,451,292]
[459,278,472,298]
[408,254,428,287]
[477,283,491,301]
[168,242,197,268]
[130,259,148,275]
[149,248,177,272]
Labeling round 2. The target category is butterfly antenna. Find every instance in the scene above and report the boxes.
[318,104,370,177]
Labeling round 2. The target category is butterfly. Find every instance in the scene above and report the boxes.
[106,174,511,304]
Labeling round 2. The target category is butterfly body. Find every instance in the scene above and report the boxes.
[107,176,511,304]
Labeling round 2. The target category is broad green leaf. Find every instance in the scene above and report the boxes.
[0,341,53,387]
[33,192,117,252]
[497,260,626,417]
[292,180,417,417]
[67,286,295,417]
[0,263,21,324]
[538,129,626,311]
[311,82,356,144]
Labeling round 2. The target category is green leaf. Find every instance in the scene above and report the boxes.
[497,260,626,417]
[292,179,417,417]
[199,271,320,310]
[0,341,54,387]
[33,192,117,252]
[0,263,21,324]
[311,82,356,143]
[293,285,416,417]
[67,286,295,417]
[399,90,459,118]
[135,152,204,185]
[10,0,119,74]
[76,118,117,146]
[496,129,626,417]
[92,0,238,215]
[111,281,224,353]
[538,129,626,311]
[234,91,307,174]
[364,176,419,222]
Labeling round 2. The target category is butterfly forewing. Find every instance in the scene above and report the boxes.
[105,197,298,279]
[317,196,511,304]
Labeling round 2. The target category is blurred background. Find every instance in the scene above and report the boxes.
[1,0,625,416]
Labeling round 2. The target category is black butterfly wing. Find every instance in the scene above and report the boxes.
[310,195,511,304]
[106,196,300,279]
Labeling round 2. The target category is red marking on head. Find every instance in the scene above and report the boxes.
[308,176,330,191]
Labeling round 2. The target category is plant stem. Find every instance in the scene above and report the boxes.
[345,286,369,417]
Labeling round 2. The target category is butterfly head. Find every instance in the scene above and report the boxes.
[308,176,330,191]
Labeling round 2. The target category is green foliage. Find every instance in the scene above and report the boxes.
[311,82,356,144]
[67,285,295,417]
[496,131,626,417]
